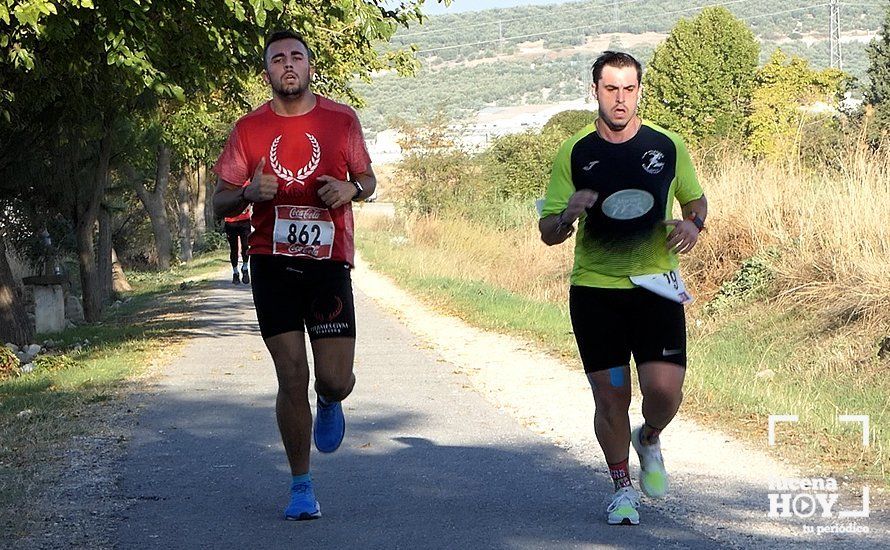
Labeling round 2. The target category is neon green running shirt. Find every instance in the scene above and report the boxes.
[541,120,703,288]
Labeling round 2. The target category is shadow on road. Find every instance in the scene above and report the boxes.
[113,394,723,549]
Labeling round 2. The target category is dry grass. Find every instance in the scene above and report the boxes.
[360,210,575,305]
[370,138,889,332]
[693,139,890,325]
[357,138,890,485]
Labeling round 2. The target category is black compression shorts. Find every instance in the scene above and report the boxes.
[224,219,251,237]
[250,255,356,340]
[569,285,686,373]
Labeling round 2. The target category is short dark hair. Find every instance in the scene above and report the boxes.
[591,51,642,85]
[263,30,314,68]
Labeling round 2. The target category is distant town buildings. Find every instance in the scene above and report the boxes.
[367,96,596,164]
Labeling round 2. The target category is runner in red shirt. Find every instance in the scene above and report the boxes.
[224,206,251,284]
[212,30,376,521]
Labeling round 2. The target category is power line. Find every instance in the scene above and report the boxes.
[737,4,829,21]
[396,0,852,41]
[416,0,790,55]
[393,0,660,38]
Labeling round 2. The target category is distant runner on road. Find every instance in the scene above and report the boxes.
[212,30,376,521]
[538,51,708,526]
[224,205,251,284]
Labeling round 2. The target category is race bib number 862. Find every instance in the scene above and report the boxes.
[273,206,335,259]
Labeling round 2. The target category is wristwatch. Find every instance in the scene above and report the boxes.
[350,179,364,201]
[556,211,575,235]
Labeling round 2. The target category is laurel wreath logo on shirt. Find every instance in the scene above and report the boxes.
[270,133,321,186]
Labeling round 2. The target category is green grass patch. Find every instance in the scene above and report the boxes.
[0,251,229,539]
[688,306,889,485]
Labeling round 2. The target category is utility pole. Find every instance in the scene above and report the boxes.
[498,20,504,53]
[829,0,842,69]
[614,0,620,33]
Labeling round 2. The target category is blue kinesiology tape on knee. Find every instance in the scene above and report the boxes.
[609,367,625,388]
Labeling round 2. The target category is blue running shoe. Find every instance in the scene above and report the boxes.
[313,397,345,453]
[284,479,321,521]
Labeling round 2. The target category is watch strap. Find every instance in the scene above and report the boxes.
[350,179,363,201]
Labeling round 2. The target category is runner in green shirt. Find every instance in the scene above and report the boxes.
[539,51,708,526]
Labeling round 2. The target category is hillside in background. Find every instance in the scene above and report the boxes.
[356,0,883,134]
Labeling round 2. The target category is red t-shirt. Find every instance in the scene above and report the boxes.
[213,96,371,265]
[224,204,251,223]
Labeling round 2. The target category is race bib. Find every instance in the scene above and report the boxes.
[272,205,335,259]
[629,269,694,305]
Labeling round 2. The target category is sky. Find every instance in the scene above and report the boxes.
[420,0,575,15]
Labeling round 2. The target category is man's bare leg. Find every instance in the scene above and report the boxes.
[632,361,686,498]
[310,337,355,453]
[264,331,311,475]
[311,337,356,402]
[587,365,641,525]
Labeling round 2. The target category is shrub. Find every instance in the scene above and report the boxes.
[541,109,596,140]
[34,353,79,372]
[0,345,20,379]
[480,130,563,201]
[194,230,227,253]
[393,113,481,215]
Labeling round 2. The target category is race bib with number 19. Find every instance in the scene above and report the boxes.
[629,269,694,305]
[273,206,335,259]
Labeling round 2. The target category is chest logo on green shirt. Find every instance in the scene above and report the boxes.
[641,150,665,175]
[601,189,655,220]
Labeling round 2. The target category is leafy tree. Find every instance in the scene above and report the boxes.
[640,7,759,145]
[864,6,890,140]
[481,131,563,201]
[392,112,475,215]
[0,0,447,332]
[746,50,846,159]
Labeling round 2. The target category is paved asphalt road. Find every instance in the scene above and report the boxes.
[109,276,738,549]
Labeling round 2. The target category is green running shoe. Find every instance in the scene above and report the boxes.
[606,486,641,525]
[632,426,668,498]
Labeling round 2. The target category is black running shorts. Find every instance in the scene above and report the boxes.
[223,219,251,238]
[569,285,686,373]
[250,255,356,340]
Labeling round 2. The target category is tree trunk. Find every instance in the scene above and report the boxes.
[75,220,100,322]
[98,204,113,306]
[134,144,173,270]
[204,165,216,230]
[74,124,113,323]
[177,170,193,262]
[111,248,132,293]
[194,165,206,243]
[0,237,34,346]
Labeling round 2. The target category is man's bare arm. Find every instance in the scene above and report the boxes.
[665,194,708,254]
[538,189,599,246]
[213,178,249,219]
[680,195,707,222]
[212,157,279,218]
[316,165,378,209]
